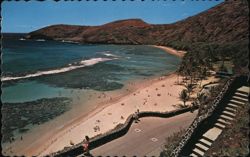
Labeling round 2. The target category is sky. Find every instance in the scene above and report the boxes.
[2,0,223,33]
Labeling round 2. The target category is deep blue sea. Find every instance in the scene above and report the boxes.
[1,34,181,103]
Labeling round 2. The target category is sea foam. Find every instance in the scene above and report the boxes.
[103,53,118,57]
[1,57,113,82]
[19,38,26,41]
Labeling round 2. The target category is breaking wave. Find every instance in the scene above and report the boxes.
[96,51,119,58]
[1,57,114,82]
[103,52,118,57]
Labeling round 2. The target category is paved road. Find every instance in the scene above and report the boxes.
[91,111,197,156]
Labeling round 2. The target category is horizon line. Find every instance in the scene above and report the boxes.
[1,16,191,34]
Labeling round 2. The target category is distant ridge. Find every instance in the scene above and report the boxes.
[27,0,248,46]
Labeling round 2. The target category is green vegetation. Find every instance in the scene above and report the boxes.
[196,83,226,116]
[160,129,186,157]
[172,40,249,77]
[179,89,189,107]
[206,102,249,156]
[196,93,206,105]
[185,83,194,97]
[160,28,248,157]
[161,83,227,156]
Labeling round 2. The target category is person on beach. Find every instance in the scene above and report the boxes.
[133,109,140,123]
[133,113,139,123]
[83,136,90,155]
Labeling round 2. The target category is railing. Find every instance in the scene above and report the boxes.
[170,77,235,157]
[49,106,197,157]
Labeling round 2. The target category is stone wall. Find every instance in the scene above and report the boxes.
[49,106,196,157]
[170,77,236,157]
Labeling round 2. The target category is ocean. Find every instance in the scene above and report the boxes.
[1,33,181,143]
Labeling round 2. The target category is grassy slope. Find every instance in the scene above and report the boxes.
[205,102,249,156]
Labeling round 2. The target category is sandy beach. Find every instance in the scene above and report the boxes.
[38,73,186,156]
[3,46,205,156]
[153,45,186,58]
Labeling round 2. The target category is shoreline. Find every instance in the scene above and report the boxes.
[3,46,186,156]
[4,72,185,156]
[40,73,185,156]
[152,45,186,58]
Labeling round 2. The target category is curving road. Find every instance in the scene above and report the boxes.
[91,110,197,156]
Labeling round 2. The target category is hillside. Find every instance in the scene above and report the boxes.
[157,0,249,45]
[27,19,153,44]
[27,0,249,46]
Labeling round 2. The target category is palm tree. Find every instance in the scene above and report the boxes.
[179,89,189,106]
[197,93,207,115]
[197,93,206,105]
[177,66,183,85]
[185,83,193,96]
[199,67,207,87]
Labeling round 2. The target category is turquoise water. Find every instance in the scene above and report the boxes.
[1,81,72,103]
[1,34,181,145]
[2,34,181,103]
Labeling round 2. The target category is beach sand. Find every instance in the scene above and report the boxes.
[37,73,186,156]
[2,46,210,156]
[153,45,186,58]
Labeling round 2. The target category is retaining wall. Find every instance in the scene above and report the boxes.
[47,76,239,157]
[170,76,243,157]
[49,106,196,157]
